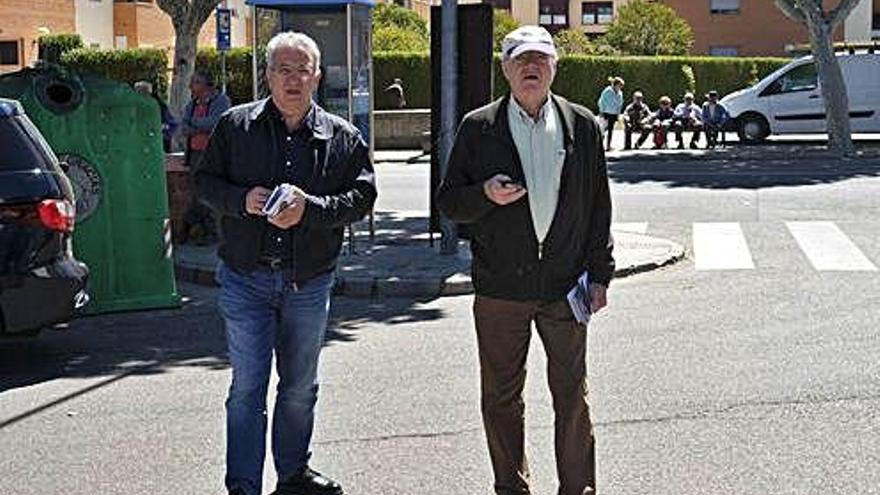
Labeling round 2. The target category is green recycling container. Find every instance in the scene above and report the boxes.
[0,66,180,313]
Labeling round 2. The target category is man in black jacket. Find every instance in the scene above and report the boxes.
[438,25,614,495]
[194,32,375,495]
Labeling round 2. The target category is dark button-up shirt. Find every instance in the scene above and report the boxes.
[261,102,317,267]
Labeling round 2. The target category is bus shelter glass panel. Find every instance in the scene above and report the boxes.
[350,3,371,143]
[282,8,350,120]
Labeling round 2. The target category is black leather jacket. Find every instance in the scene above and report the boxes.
[438,94,614,300]
[194,98,376,284]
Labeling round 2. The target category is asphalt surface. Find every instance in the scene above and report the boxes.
[2,144,879,494]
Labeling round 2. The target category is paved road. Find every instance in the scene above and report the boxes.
[2,150,879,494]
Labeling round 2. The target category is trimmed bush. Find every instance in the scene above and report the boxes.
[196,47,254,105]
[373,26,430,53]
[38,34,84,64]
[60,47,169,100]
[374,51,432,109]
[182,48,789,112]
[490,54,787,111]
[194,48,435,109]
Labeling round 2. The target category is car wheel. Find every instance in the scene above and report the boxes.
[737,113,769,144]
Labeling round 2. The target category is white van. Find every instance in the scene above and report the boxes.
[720,52,880,143]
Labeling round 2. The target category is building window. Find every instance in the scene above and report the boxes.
[710,0,740,15]
[0,41,19,65]
[582,2,613,25]
[539,5,568,28]
[709,46,739,57]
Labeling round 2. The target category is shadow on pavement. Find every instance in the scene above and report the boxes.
[0,283,446,400]
[609,145,880,190]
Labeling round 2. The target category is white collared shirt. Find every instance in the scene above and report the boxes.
[507,95,565,245]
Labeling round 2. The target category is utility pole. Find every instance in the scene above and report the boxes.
[439,0,459,255]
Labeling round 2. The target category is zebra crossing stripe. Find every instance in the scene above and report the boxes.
[693,222,755,270]
[612,222,648,234]
[786,221,877,271]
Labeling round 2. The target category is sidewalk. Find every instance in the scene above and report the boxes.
[174,211,685,297]
[374,134,880,164]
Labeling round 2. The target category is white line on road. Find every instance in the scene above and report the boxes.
[693,222,755,270]
[786,221,877,271]
[612,222,648,234]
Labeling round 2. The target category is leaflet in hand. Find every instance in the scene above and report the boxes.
[261,183,297,218]
[566,271,592,325]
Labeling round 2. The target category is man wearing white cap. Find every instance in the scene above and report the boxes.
[438,25,614,495]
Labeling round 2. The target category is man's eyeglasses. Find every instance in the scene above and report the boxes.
[270,64,315,78]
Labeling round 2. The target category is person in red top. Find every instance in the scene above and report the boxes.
[182,70,231,168]
[181,70,231,243]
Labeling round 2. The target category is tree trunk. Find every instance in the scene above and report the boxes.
[170,27,198,123]
[805,11,855,156]
[169,25,199,151]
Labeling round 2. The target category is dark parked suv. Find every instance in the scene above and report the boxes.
[0,98,88,337]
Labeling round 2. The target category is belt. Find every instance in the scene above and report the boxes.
[257,256,294,270]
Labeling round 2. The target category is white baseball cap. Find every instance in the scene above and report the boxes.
[501,26,557,61]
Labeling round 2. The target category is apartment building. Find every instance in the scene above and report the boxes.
[0,0,250,74]
[0,0,76,73]
[473,0,879,56]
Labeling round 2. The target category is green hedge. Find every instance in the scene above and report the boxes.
[196,47,254,105]
[60,47,169,100]
[194,48,436,109]
[66,46,784,112]
[38,34,84,64]
[373,51,432,109]
[492,55,787,110]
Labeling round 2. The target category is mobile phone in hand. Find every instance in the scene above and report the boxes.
[499,179,523,189]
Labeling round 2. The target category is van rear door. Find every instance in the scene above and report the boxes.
[844,54,880,133]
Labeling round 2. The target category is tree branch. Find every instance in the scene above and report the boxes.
[156,0,190,29]
[774,0,807,25]
[828,0,861,30]
[193,0,224,27]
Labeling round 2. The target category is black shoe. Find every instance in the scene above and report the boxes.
[275,467,343,495]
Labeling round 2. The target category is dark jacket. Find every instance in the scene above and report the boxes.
[194,98,376,284]
[437,94,614,301]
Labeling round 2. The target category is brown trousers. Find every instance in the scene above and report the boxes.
[474,295,596,495]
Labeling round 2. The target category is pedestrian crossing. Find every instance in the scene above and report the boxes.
[612,221,879,272]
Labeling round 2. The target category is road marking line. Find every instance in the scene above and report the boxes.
[693,222,755,270]
[786,221,877,271]
[612,222,648,234]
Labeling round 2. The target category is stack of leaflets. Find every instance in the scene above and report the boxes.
[566,271,592,325]
[261,183,297,218]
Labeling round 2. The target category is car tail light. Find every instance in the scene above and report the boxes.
[36,199,75,232]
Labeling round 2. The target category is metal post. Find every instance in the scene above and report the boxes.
[251,5,259,101]
[220,51,227,94]
[439,0,459,255]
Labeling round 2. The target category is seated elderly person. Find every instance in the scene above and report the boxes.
[701,90,731,149]
[622,91,652,150]
[642,96,676,149]
[672,92,704,149]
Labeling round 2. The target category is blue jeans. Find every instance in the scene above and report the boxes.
[216,262,334,495]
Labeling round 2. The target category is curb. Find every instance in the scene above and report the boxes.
[174,240,686,298]
[606,147,880,163]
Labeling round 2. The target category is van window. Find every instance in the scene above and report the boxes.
[761,63,818,97]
